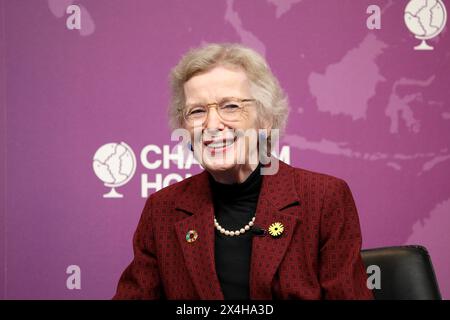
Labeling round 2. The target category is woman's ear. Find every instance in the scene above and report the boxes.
[260,117,273,133]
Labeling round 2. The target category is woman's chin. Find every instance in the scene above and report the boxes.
[198,141,240,171]
[202,158,237,173]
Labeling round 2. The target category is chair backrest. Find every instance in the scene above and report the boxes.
[361,245,441,300]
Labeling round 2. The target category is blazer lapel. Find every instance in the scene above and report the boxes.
[249,160,301,299]
[173,171,225,300]
[173,160,301,300]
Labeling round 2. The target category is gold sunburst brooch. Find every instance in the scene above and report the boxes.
[268,222,284,238]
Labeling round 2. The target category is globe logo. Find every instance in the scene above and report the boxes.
[404,0,447,50]
[92,142,137,198]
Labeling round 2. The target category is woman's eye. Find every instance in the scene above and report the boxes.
[222,103,239,110]
[189,108,206,115]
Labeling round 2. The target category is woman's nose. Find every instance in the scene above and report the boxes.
[204,107,224,129]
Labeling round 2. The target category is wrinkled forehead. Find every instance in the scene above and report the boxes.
[183,65,252,105]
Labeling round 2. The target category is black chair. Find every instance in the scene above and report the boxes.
[361,245,441,300]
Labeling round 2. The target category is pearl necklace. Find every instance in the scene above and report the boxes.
[214,216,255,236]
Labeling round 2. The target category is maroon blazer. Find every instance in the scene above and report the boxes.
[113,160,373,300]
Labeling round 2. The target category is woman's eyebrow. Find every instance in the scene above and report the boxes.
[218,97,238,103]
[185,101,204,108]
[186,97,238,107]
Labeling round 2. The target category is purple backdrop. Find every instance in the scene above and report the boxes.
[1,0,449,299]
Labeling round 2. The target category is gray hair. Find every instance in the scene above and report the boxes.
[168,43,289,135]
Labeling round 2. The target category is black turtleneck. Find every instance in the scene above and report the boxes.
[209,163,263,300]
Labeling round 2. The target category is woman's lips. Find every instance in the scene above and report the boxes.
[203,137,236,154]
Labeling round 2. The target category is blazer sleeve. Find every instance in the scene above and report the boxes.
[318,178,374,300]
[113,195,164,299]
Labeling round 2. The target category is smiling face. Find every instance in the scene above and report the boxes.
[183,65,264,183]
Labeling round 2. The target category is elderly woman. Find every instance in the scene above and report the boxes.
[113,43,373,300]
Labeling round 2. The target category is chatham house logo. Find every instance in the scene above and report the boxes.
[404,0,447,50]
[92,142,137,198]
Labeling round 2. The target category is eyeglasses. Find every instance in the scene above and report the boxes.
[182,97,256,126]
